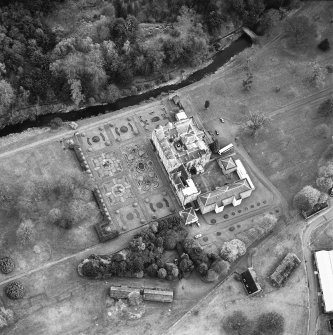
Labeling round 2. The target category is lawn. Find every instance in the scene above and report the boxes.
[167,221,308,335]
[0,141,101,279]
[180,1,333,211]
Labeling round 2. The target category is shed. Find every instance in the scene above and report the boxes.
[143,288,173,303]
[240,267,261,296]
[270,253,301,287]
[109,286,141,299]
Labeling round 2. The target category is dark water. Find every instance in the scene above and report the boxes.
[0,34,251,138]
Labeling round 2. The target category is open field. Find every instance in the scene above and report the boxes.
[178,2,333,210]
[0,142,101,278]
[167,269,308,335]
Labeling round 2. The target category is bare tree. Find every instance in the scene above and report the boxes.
[284,16,316,48]
[246,112,270,136]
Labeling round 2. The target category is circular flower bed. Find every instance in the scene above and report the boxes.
[92,136,100,143]
[0,256,15,274]
[5,281,25,300]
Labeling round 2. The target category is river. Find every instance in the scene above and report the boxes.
[0,34,251,137]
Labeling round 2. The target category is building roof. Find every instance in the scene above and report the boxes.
[176,111,187,121]
[218,157,237,171]
[109,286,141,299]
[240,268,261,295]
[270,253,301,287]
[152,114,209,172]
[179,207,198,225]
[198,179,252,207]
[143,288,173,302]
[235,159,255,190]
[314,250,333,313]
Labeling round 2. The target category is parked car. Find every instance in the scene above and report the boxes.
[215,130,219,135]
[194,233,202,239]
[219,118,225,123]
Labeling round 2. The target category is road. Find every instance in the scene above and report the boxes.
[301,203,333,335]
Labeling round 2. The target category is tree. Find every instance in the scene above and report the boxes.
[223,310,251,335]
[256,312,285,335]
[0,80,14,112]
[316,163,333,192]
[209,139,219,154]
[314,124,330,139]
[220,239,246,262]
[0,307,14,330]
[81,260,100,278]
[0,257,15,274]
[16,219,35,246]
[126,15,139,43]
[49,117,63,129]
[158,267,167,279]
[318,98,333,118]
[198,262,208,275]
[318,38,330,52]
[110,18,128,48]
[68,78,84,106]
[5,281,25,300]
[205,100,210,109]
[284,16,316,48]
[246,112,270,136]
[293,185,321,212]
[182,34,209,67]
[242,71,253,91]
[164,230,178,250]
[163,38,184,65]
[307,62,326,88]
[323,144,333,162]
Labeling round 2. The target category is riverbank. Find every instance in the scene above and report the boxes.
[0,33,250,144]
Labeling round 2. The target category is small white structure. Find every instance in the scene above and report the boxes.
[218,143,234,156]
[314,250,333,313]
[179,207,198,225]
[175,111,187,121]
[68,121,79,130]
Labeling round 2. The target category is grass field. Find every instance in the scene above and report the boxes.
[0,142,101,280]
[180,2,333,211]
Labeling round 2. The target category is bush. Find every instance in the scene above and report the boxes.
[318,39,330,52]
[223,310,251,335]
[314,124,330,139]
[0,257,15,274]
[158,268,167,279]
[256,312,285,335]
[16,219,35,246]
[293,185,321,212]
[220,239,246,262]
[81,260,100,278]
[49,117,63,129]
[316,176,333,192]
[164,230,178,250]
[323,144,333,162]
[5,281,25,300]
[0,307,14,330]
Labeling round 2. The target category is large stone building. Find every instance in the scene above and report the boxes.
[198,159,254,214]
[152,110,255,213]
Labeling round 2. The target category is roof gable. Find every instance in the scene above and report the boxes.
[199,179,251,206]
